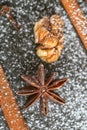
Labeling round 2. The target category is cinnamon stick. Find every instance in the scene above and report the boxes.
[61,0,87,49]
[0,65,29,130]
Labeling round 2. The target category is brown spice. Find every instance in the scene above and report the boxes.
[0,65,29,130]
[17,64,67,115]
[0,5,20,30]
[61,0,87,49]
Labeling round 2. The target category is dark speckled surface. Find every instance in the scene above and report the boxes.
[0,0,87,130]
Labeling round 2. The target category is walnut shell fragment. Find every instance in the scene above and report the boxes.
[34,15,64,63]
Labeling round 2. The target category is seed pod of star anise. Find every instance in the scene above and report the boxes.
[34,14,64,63]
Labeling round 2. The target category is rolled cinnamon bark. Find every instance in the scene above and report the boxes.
[61,0,87,49]
[0,65,29,130]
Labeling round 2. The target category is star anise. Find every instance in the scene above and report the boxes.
[17,64,67,115]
